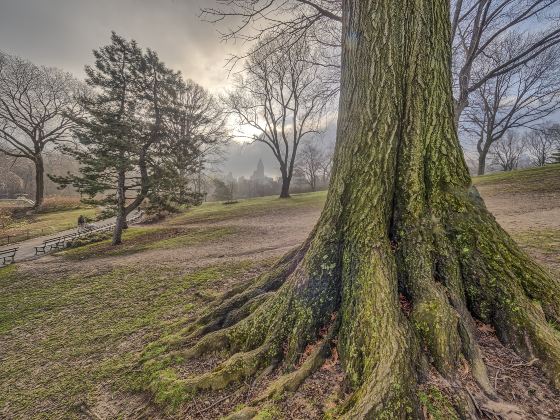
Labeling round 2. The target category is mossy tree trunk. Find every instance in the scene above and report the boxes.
[143,0,560,417]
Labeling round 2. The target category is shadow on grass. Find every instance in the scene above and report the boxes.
[60,225,239,260]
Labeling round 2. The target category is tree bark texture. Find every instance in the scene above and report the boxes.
[138,1,560,418]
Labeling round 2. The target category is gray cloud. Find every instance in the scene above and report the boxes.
[0,0,236,92]
[0,0,338,177]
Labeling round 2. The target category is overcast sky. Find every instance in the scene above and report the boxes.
[0,0,236,92]
[0,0,295,177]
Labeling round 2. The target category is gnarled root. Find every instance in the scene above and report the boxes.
[452,189,560,388]
[183,241,309,343]
[140,189,560,418]
[253,319,339,403]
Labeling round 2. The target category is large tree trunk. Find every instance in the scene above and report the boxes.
[140,0,560,417]
[33,156,44,209]
[279,172,291,198]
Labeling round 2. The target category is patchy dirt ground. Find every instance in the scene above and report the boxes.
[1,167,559,420]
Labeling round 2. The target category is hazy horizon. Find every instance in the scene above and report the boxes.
[0,0,338,178]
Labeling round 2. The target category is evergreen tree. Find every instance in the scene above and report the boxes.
[55,33,223,244]
[211,178,234,202]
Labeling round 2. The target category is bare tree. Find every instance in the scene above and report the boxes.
[294,140,327,191]
[525,124,560,166]
[224,36,332,198]
[202,0,342,92]
[462,34,560,174]
[452,0,560,126]
[491,131,525,171]
[0,52,82,208]
[171,79,229,185]
[204,1,560,125]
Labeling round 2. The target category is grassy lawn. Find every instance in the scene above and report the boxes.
[0,259,270,419]
[62,225,239,259]
[172,191,327,224]
[472,164,560,194]
[0,182,558,418]
[1,207,100,242]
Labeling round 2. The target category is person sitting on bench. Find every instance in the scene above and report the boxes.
[77,215,95,233]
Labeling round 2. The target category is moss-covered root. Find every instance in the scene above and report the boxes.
[184,243,308,341]
[150,344,275,406]
[338,244,422,419]
[253,321,338,404]
[452,192,560,387]
[341,327,420,419]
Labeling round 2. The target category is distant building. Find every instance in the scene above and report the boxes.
[250,159,274,185]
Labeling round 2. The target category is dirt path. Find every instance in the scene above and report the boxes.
[21,183,558,289]
[477,185,560,232]
[3,184,559,420]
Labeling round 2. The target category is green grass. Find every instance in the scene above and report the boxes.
[172,191,327,224]
[0,184,557,418]
[1,207,100,242]
[0,259,267,419]
[472,164,560,194]
[62,225,238,259]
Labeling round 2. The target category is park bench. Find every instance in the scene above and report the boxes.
[34,237,62,255]
[31,215,142,257]
[34,233,78,255]
[0,247,18,266]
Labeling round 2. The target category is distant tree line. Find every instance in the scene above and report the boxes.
[206,0,560,177]
[482,124,560,172]
[3,0,560,216]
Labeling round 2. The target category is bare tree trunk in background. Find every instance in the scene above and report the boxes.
[279,171,292,199]
[33,155,44,208]
[112,170,127,246]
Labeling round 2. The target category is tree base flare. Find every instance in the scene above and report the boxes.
[135,186,560,419]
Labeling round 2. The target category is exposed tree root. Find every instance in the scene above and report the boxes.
[180,241,309,344]
[138,189,560,419]
[253,319,339,403]
[140,205,560,418]
[131,0,560,416]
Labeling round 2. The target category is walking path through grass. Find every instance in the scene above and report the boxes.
[0,210,141,264]
[0,177,558,419]
[1,207,100,243]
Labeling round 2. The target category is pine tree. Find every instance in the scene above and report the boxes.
[55,33,223,244]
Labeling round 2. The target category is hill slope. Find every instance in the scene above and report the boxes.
[0,168,559,419]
